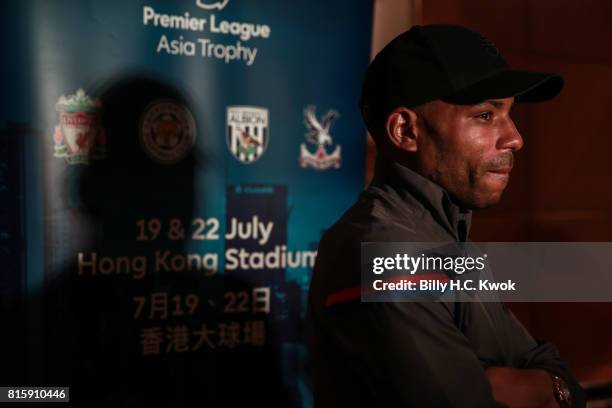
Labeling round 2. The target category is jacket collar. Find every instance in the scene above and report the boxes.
[371,158,472,241]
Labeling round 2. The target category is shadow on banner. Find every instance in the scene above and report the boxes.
[2,75,290,407]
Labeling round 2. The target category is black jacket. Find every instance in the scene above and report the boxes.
[307,159,585,407]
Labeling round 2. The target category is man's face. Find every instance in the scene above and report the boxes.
[414,97,523,209]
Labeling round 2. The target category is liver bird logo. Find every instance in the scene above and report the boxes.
[76,132,89,151]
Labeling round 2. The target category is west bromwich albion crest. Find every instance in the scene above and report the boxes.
[226,106,269,164]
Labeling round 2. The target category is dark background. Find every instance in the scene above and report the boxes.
[366,0,612,387]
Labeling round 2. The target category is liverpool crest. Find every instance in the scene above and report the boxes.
[53,89,106,165]
[226,106,269,164]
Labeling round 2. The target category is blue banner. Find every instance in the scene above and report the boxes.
[1,0,372,406]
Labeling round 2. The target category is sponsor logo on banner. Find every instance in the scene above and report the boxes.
[226,106,269,164]
[53,89,106,165]
[140,100,197,164]
[196,0,229,10]
[300,105,341,170]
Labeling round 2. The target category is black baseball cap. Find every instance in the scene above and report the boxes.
[360,24,564,129]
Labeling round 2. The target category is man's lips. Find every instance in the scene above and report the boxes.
[483,153,514,176]
[487,166,513,174]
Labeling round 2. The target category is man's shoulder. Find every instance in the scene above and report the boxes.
[309,183,453,310]
[322,183,429,244]
[309,186,417,305]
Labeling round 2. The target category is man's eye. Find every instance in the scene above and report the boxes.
[476,112,493,121]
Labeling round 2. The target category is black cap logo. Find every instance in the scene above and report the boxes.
[479,35,500,56]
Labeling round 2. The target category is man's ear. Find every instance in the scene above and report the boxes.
[385,107,419,152]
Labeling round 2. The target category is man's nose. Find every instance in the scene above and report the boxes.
[498,118,524,152]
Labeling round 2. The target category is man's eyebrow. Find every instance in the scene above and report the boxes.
[476,99,512,109]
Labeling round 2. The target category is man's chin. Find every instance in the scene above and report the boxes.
[467,175,510,208]
[455,187,505,210]
[470,190,505,209]
[447,180,508,209]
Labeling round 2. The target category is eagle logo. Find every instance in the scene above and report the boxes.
[300,105,341,170]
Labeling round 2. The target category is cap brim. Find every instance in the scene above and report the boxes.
[442,69,564,104]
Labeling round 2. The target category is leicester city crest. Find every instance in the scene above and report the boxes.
[226,106,269,164]
[140,99,196,164]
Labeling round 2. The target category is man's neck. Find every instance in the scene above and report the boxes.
[371,157,472,242]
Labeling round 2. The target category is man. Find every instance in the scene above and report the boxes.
[307,25,585,407]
